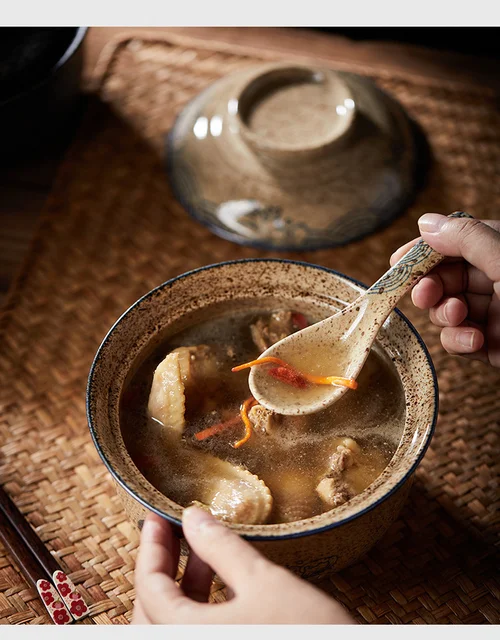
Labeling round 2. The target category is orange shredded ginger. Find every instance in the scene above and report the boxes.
[194,398,259,449]
[233,397,258,449]
[232,356,358,390]
[194,415,242,441]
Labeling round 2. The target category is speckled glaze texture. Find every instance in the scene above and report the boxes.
[86,260,437,578]
[166,63,421,251]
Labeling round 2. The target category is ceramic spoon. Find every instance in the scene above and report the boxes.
[249,211,474,415]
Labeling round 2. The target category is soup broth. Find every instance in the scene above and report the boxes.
[121,304,406,525]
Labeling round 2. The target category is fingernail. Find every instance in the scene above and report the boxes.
[457,330,475,349]
[183,505,217,531]
[441,300,451,324]
[418,213,446,233]
[141,515,164,542]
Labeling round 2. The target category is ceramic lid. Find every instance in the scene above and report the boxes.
[166,63,423,251]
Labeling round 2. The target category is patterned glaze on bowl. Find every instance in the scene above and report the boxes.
[86,260,437,579]
[166,63,422,251]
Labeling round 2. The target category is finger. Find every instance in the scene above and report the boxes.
[420,261,494,298]
[134,513,186,623]
[434,262,493,296]
[137,513,180,579]
[182,506,273,591]
[412,264,494,310]
[181,549,214,603]
[418,215,500,286]
[132,597,152,625]
[411,273,443,309]
[440,323,485,355]
[464,292,492,324]
[447,348,491,365]
[390,237,420,266]
[429,296,468,327]
[486,296,500,368]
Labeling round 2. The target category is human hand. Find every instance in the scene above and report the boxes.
[390,213,500,367]
[132,506,355,624]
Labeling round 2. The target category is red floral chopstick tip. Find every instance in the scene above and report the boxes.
[52,571,89,620]
[36,579,73,625]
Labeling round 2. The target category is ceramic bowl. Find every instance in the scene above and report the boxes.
[86,260,437,580]
[167,63,423,251]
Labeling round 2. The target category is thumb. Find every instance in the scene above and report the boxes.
[418,213,500,285]
[182,506,274,592]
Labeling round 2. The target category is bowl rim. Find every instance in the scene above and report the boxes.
[0,26,88,108]
[86,258,438,541]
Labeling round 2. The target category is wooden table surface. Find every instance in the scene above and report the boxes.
[1,27,497,307]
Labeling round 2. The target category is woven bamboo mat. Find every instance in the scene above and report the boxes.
[0,32,499,625]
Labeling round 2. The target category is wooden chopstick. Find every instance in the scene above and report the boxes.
[0,508,49,591]
[0,486,91,623]
[0,487,66,579]
[0,509,72,624]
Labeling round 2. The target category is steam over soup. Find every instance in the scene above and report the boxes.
[120,305,405,525]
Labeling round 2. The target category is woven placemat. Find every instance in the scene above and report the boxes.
[1,32,499,625]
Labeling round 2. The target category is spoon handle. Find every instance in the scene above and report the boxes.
[367,211,474,303]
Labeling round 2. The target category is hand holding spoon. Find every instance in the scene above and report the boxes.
[245,211,474,415]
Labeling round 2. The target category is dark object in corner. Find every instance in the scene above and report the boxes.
[311,28,500,60]
[0,27,87,160]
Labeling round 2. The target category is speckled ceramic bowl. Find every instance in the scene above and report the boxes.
[167,63,423,251]
[86,260,437,580]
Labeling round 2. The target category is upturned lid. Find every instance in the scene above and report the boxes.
[167,62,423,251]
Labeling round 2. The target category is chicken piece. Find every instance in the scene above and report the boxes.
[341,437,361,454]
[248,406,307,438]
[316,477,353,508]
[329,445,355,473]
[316,438,361,509]
[250,310,294,352]
[148,345,273,524]
[148,345,219,433]
[174,345,219,396]
[156,345,221,419]
[148,345,221,431]
[147,351,186,435]
[328,438,361,473]
[196,459,273,524]
[248,405,278,435]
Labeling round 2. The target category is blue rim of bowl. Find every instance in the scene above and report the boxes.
[164,78,423,252]
[86,258,438,541]
[0,27,88,108]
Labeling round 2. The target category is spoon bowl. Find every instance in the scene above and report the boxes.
[249,211,473,415]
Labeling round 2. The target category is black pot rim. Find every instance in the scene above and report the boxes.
[0,26,88,108]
